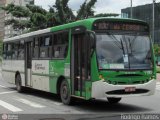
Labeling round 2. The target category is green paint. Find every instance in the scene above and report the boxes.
[85,81,92,100]
[50,17,147,33]
[75,91,85,97]
[99,70,154,85]
[49,60,65,93]
[48,17,155,100]
[91,52,99,81]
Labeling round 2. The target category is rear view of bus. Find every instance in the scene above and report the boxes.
[91,19,156,103]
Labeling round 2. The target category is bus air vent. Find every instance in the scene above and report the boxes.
[116,74,143,77]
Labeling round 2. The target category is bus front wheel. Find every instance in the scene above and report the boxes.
[107,97,121,104]
[16,74,23,92]
[60,80,72,105]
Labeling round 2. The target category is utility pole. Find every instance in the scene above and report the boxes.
[131,0,133,18]
[153,0,155,43]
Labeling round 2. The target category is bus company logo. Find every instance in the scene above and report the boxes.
[2,114,8,120]
[35,63,45,70]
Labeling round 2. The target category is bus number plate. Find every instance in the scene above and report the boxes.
[125,87,136,92]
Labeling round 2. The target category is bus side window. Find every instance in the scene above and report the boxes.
[12,42,19,60]
[53,34,60,58]
[53,32,69,58]
[18,41,24,60]
[7,43,13,60]
[48,35,53,58]
[33,38,39,59]
[3,43,7,59]
[63,32,69,58]
[39,35,52,58]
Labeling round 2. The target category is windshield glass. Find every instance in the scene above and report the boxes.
[96,33,152,70]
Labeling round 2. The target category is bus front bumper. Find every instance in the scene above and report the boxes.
[91,79,156,99]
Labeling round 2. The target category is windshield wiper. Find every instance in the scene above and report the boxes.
[120,38,125,55]
[106,32,124,51]
[128,34,138,56]
[122,35,131,69]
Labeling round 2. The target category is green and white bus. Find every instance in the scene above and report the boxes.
[2,17,156,104]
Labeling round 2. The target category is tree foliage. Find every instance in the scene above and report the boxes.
[51,0,75,25]
[154,44,160,56]
[2,3,31,32]
[77,0,97,19]
[1,0,119,36]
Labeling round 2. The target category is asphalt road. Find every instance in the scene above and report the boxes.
[0,72,160,120]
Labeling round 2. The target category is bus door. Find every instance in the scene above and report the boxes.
[25,41,32,87]
[71,28,95,97]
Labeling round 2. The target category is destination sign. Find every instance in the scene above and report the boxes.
[93,21,149,32]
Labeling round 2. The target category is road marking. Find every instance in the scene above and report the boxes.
[53,101,62,106]
[156,87,160,91]
[157,82,160,85]
[0,91,16,95]
[15,98,46,108]
[0,100,22,112]
[0,85,7,88]
[156,82,160,90]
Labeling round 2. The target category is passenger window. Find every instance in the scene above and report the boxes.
[39,35,52,58]
[3,44,7,59]
[18,41,24,60]
[12,42,19,60]
[53,31,69,58]
[33,38,39,59]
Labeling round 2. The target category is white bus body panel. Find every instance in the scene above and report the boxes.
[2,60,25,86]
[2,60,50,92]
[91,79,156,99]
[32,60,50,92]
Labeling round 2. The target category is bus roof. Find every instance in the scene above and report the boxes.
[50,17,148,32]
[3,17,148,42]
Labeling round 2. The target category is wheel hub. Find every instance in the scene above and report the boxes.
[62,85,68,99]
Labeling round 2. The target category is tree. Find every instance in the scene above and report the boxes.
[1,0,119,35]
[1,4,51,33]
[1,3,31,35]
[76,0,97,20]
[50,0,75,25]
[26,4,48,30]
[154,44,160,56]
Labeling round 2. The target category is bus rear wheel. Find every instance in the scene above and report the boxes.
[107,97,121,104]
[60,79,72,105]
[16,74,23,92]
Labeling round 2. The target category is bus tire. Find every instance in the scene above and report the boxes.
[107,97,121,104]
[60,79,72,105]
[15,74,23,92]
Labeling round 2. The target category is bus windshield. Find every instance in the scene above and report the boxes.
[96,32,152,70]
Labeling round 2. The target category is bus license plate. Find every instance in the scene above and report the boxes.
[125,87,136,92]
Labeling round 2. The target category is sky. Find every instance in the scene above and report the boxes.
[34,0,160,14]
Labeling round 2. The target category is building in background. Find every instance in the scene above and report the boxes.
[0,0,6,40]
[5,0,34,39]
[121,2,160,44]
